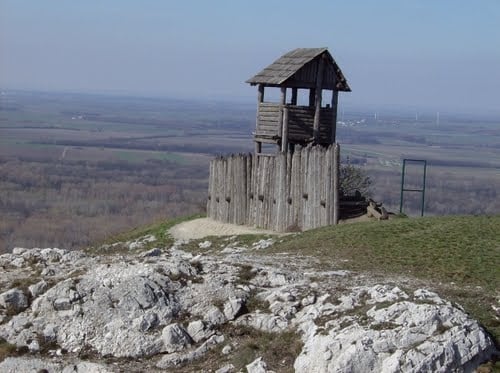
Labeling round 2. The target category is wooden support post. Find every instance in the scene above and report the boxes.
[281,108,289,153]
[330,90,339,144]
[313,57,325,143]
[309,89,315,107]
[254,84,265,154]
[333,143,340,224]
[258,84,265,102]
[277,87,286,148]
[291,88,298,105]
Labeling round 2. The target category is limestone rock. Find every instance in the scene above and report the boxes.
[0,357,62,373]
[28,280,48,298]
[0,244,495,373]
[221,344,233,355]
[216,363,235,373]
[294,289,497,373]
[156,334,224,369]
[0,288,28,313]
[252,239,274,250]
[62,361,114,372]
[198,240,212,249]
[204,305,226,326]
[223,297,245,320]
[187,320,213,343]
[162,323,192,353]
[246,357,268,373]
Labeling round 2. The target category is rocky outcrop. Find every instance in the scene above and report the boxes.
[0,239,496,372]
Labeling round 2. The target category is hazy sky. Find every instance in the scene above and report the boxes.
[1,1,499,113]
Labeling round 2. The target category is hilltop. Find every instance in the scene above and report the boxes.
[0,215,498,372]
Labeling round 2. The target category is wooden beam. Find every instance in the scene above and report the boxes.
[313,57,325,143]
[291,88,298,105]
[277,87,286,139]
[258,84,265,102]
[308,88,315,107]
[330,90,339,144]
[281,108,289,153]
[254,84,265,153]
[333,143,340,225]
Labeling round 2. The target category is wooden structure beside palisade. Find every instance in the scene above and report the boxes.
[207,48,350,231]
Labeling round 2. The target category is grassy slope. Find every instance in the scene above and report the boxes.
[269,215,500,346]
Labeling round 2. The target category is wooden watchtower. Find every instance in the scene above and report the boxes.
[246,48,350,153]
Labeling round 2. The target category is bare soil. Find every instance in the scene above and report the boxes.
[168,218,283,241]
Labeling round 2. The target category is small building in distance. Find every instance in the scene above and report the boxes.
[246,47,350,153]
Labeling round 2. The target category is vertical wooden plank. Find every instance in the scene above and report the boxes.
[286,150,293,230]
[291,88,298,105]
[302,146,310,230]
[249,154,255,225]
[325,146,333,225]
[245,154,251,225]
[277,152,287,231]
[254,85,265,154]
[277,87,286,140]
[281,107,289,153]
[331,90,339,144]
[267,156,275,230]
[309,88,315,107]
[319,147,326,226]
[313,57,325,143]
[291,148,300,229]
[333,143,340,225]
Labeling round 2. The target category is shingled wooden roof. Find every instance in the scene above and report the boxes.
[246,48,351,92]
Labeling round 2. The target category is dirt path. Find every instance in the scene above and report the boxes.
[168,217,282,241]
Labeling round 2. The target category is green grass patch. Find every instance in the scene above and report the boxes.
[88,214,205,254]
[272,215,499,289]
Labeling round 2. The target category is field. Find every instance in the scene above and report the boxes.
[0,90,499,252]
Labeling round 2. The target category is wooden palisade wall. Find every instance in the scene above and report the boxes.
[207,144,340,232]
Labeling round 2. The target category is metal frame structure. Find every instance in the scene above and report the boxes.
[399,159,427,217]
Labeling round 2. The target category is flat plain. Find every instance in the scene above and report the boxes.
[0,90,499,251]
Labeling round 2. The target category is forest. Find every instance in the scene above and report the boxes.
[0,90,499,252]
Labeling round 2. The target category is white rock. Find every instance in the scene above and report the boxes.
[204,306,226,326]
[246,357,267,373]
[252,239,274,250]
[221,344,233,355]
[198,240,212,249]
[162,323,192,353]
[28,280,48,298]
[12,247,27,255]
[62,361,114,373]
[53,297,71,311]
[216,363,235,373]
[187,320,212,343]
[0,288,28,313]
[137,312,159,332]
[224,297,244,320]
[156,334,224,369]
[10,257,25,268]
[294,291,496,373]
[0,357,61,372]
[300,294,316,307]
[41,267,56,276]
